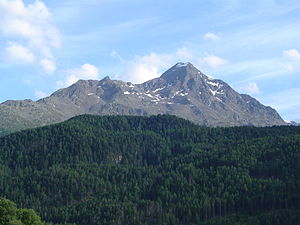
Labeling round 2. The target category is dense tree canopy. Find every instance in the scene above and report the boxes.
[0,115,299,225]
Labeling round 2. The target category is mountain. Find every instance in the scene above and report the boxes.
[0,62,286,134]
[285,120,300,126]
[0,115,299,225]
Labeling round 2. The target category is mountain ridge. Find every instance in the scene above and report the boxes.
[0,62,286,134]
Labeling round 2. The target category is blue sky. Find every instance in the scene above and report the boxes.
[0,0,300,122]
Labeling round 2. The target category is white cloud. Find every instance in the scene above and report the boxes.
[123,52,173,83]
[120,46,197,83]
[126,64,160,83]
[111,42,230,84]
[280,62,294,72]
[238,82,260,95]
[114,74,120,79]
[5,42,36,63]
[283,49,300,60]
[35,90,48,99]
[175,46,194,61]
[23,79,33,85]
[201,54,228,68]
[203,32,221,41]
[118,47,229,83]
[57,63,100,87]
[280,49,300,72]
[40,58,56,74]
[111,50,123,61]
[0,0,60,73]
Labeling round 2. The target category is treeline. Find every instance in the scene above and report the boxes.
[0,129,8,137]
[0,115,299,225]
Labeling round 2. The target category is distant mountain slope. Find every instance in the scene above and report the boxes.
[285,120,300,126]
[0,115,299,225]
[0,62,286,134]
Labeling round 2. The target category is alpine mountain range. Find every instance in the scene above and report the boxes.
[0,62,286,135]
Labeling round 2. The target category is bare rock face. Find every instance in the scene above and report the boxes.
[0,63,286,134]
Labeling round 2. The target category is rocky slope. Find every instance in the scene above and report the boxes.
[0,62,286,134]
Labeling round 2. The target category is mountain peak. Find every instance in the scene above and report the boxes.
[0,62,286,135]
[160,62,203,83]
[173,62,198,70]
[174,62,191,68]
[101,76,111,81]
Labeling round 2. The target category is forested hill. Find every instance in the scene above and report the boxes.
[0,115,299,225]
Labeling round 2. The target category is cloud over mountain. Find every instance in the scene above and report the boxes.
[57,63,100,88]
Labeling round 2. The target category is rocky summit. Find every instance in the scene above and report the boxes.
[0,62,286,134]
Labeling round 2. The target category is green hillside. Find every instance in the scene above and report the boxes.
[0,115,299,225]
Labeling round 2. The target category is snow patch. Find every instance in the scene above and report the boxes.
[176,62,189,67]
[209,89,217,96]
[87,93,94,96]
[216,97,223,102]
[145,93,155,98]
[207,81,219,87]
[210,89,224,96]
[171,89,187,98]
[124,91,130,95]
[152,86,165,93]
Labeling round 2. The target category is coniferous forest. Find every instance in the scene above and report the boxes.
[0,115,299,225]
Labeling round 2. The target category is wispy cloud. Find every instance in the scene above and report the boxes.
[112,46,228,83]
[283,49,300,60]
[262,87,300,111]
[122,52,173,83]
[175,46,194,62]
[0,0,60,73]
[40,58,56,74]
[5,42,36,63]
[259,87,300,121]
[200,54,228,68]
[35,90,49,99]
[65,17,159,42]
[57,63,100,87]
[215,57,297,86]
[279,49,300,72]
[111,50,123,61]
[279,62,294,72]
[203,32,221,41]
[237,82,260,95]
